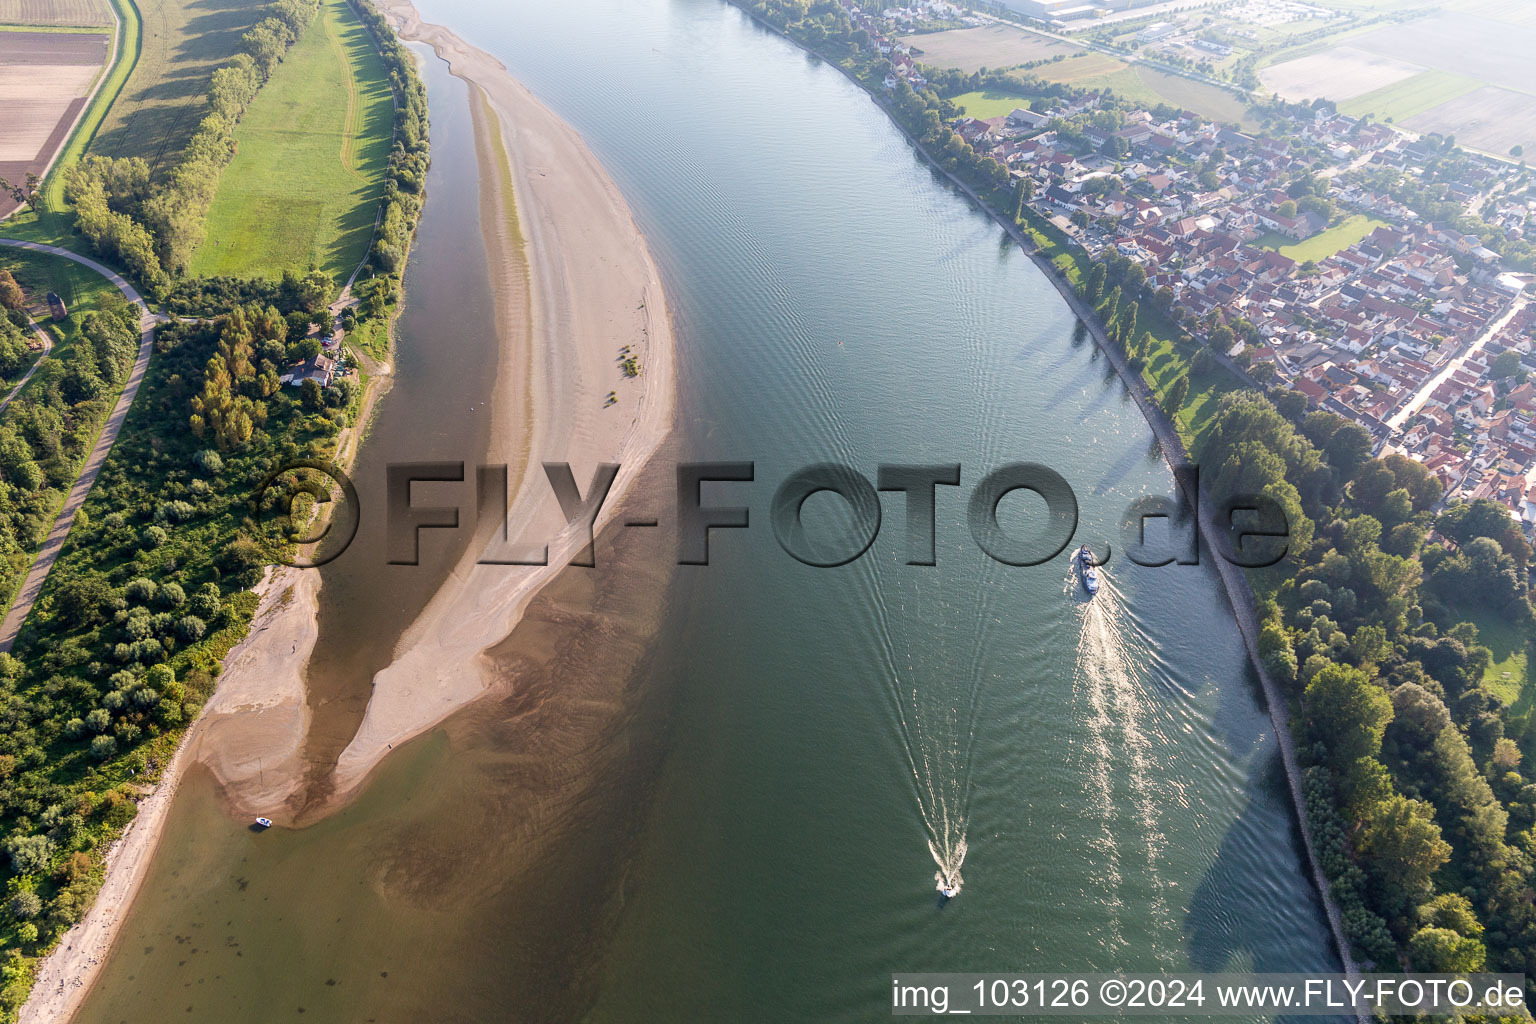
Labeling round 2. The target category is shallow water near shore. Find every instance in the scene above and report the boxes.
[75,0,1346,1021]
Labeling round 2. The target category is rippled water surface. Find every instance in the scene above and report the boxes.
[75,0,1342,1020]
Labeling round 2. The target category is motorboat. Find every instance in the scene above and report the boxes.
[253,817,273,829]
[1075,545,1100,596]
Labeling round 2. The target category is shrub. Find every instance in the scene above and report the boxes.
[85,708,110,733]
[193,449,223,475]
[189,584,221,619]
[158,583,185,608]
[140,526,167,549]
[88,735,117,761]
[8,892,40,921]
[5,835,54,875]
[154,500,196,524]
[124,578,156,602]
[174,616,207,643]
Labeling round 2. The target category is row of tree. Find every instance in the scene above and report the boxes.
[63,0,323,291]
[349,0,430,294]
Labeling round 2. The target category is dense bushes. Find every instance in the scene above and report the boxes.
[0,308,349,997]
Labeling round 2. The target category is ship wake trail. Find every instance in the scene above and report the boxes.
[1069,567,1178,959]
[868,587,975,898]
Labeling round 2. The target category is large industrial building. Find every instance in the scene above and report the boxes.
[998,0,1159,22]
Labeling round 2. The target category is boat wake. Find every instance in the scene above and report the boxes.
[1065,562,1179,960]
[868,583,978,900]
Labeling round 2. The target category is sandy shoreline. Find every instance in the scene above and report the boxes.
[319,0,677,807]
[20,5,678,1019]
[16,566,316,1024]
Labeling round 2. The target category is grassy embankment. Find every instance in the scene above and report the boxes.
[1014,207,1237,447]
[188,0,394,283]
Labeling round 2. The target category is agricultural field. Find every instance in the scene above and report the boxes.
[189,0,393,283]
[1008,53,1257,128]
[900,24,1069,73]
[0,0,110,26]
[0,30,110,219]
[1406,87,1536,160]
[1259,45,1420,103]
[1336,68,1479,121]
[1348,13,1534,94]
[1256,214,1389,263]
[89,0,266,177]
[1255,3,1535,158]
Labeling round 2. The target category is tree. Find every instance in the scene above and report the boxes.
[300,377,323,411]
[1162,373,1189,418]
[1324,421,1372,478]
[1408,926,1485,972]
[1357,794,1452,913]
[1014,176,1034,219]
[0,270,22,311]
[1491,349,1522,380]
[1277,199,1297,218]
[0,174,40,217]
[1305,663,1392,767]
[1419,892,1483,939]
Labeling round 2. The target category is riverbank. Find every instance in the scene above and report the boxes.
[731,2,1361,986]
[309,0,676,809]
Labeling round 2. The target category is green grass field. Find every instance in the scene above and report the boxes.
[0,248,120,398]
[1337,68,1481,122]
[188,0,393,284]
[1013,52,1257,130]
[1256,214,1389,263]
[950,88,1031,119]
[1468,606,1531,706]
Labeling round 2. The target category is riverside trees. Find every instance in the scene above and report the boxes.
[1210,386,1536,978]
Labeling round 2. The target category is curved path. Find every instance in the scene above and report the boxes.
[0,318,53,415]
[0,239,153,652]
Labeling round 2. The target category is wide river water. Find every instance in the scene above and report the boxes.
[75,0,1343,1021]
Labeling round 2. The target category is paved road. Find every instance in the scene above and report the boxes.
[1385,295,1529,431]
[0,316,53,415]
[0,239,154,652]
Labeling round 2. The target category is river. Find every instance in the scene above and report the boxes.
[73,0,1342,1021]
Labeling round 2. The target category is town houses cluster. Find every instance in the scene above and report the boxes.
[842,0,1536,530]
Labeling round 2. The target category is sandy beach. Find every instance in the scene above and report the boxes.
[19,4,677,1019]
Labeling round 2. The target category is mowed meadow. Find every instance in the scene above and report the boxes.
[189,0,393,282]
